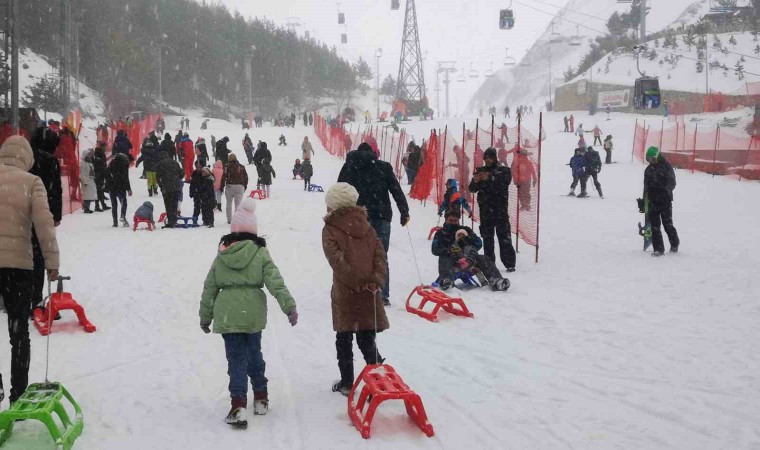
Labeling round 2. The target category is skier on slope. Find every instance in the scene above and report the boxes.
[200,198,298,428]
[568,147,586,197]
[583,146,603,198]
[643,146,680,256]
[322,183,388,396]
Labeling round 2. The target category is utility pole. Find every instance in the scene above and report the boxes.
[436,61,456,117]
[74,23,80,109]
[640,0,647,44]
[60,0,70,118]
[10,0,19,132]
[375,48,382,119]
[248,45,256,116]
[157,47,162,116]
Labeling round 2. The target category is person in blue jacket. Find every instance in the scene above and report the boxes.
[568,147,587,197]
[438,178,473,218]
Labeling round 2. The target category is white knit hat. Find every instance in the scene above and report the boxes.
[325,182,359,210]
[230,198,258,234]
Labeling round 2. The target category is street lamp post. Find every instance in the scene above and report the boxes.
[10,0,19,133]
[375,48,382,120]
[249,45,256,118]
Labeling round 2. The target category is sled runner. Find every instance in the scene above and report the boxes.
[32,276,96,336]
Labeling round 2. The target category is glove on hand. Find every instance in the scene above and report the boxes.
[287,308,298,327]
[200,322,211,334]
[400,215,410,227]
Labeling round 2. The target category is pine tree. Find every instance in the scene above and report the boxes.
[696,60,704,73]
[22,74,63,119]
[683,28,696,51]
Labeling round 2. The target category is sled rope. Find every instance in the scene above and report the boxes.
[405,226,424,287]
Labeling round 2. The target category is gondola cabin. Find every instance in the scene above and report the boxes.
[499,9,515,30]
[341,33,347,44]
[634,76,661,109]
[338,12,345,24]
[391,0,400,10]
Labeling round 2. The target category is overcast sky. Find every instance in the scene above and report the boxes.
[212,0,569,113]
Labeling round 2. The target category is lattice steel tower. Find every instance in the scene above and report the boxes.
[395,0,425,103]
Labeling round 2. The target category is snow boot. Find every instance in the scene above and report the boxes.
[438,277,453,291]
[253,391,268,416]
[577,191,589,198]
[94,204,102,212]
[120,218,130,228]
[225,396,248,429]
[598,187,604,198]
[670,245,679,253]
[651,250,665,257]
[332,359,353,397]
[473,269,488,286]
[148,189,153,197]
[83,208,93,214]
[489,278,510,292]
[567,189,576,196]
[383,298,391,307]
[112,220,118,228]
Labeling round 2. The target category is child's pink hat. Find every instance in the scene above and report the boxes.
[230,198,258,234]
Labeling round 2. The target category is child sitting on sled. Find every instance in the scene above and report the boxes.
[431,209,510,292]
[134,201,155,225]
[199,198,298,428]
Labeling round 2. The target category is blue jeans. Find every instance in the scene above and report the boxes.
[222,332,267,399]
[368,219,391,300]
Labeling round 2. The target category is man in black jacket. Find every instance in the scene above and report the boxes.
[644,146,680,256]
[106,152,133,227]
[155,151,184,228]
[136,141,160,196]
[582,146,603,198]
[160,133,177,161]
[28,124,63,310]
[252,141,271,168]
[431,210,510,291]
[468,147,516,272]
[338,142,410,306]
[92,143,111,211]
[215,136,230,166]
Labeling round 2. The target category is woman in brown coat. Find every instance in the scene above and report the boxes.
[322,183,389,396]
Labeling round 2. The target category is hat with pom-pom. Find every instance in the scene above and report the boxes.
[230,198,258,234]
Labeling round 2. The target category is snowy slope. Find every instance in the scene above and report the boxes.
[467,0,708,113]
[0,113,758,449]
[566,31,760,94]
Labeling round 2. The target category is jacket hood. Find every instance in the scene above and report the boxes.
[324,206,372,239]
[347,146,377,171]
[0,136,34,171]
[141,201,154,211]
[218,240,261,270]
[164,133,172,141]
[446,178,458,192]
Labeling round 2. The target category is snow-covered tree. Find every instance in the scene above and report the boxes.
[683,28,696,51]
[23,74,63,119]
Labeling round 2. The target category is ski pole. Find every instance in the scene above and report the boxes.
[44,278,54,383]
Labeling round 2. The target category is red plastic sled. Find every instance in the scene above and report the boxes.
[132,216,154,231]
[33,277,96,336]
[348,364,434,439]
[248,189,267,199]
[405,285,474,322]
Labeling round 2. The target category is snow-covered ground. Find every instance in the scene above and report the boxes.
[1,111,759,449]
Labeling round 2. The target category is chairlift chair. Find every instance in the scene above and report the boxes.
[341,33,347,44]
[569,26,582,46]
[499,3,515,30]
[634,76,661,109]
[456,72,466,82]
[469,62,479,79]
[391,0,400,10]
[504,48,516,66]
[485,62,495,77]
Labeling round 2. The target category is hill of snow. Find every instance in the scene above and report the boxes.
[566,30,760,95]
[466,0,708,113]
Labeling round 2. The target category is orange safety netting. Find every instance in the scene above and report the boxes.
[633,120,760,180]
[313,113,544,252]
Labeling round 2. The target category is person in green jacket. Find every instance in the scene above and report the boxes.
[199,198,298,429]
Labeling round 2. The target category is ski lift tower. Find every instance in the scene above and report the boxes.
[436,61,457,118]
[395,0,426,115]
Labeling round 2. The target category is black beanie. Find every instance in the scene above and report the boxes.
[358,142,372,152]
[484,147,497,159]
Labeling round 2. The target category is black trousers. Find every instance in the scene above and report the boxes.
[604,149,612,164]
[0,268,34,403]
[110,190,128,222]
[584,173,601,192]
[438,254,503,283]
[336,331,381,365]
[192,197,214,225]
[649,201,680,253]
[594,136,602,145]
[571,175,587,193]
[163,192,179,226]
[31,229,45,309]
[303,177,311,190]
[480,218,516,269]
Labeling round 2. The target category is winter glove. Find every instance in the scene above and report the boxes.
[449,245,462,257]
[400,215,410,227]
[200,322,211,334]
[287,308,298,327]
[636,198,645,213]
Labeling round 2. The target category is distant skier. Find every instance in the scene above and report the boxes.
[603,135,614,164]
[504,105,511,119]
[243,134,255,164]
[592,125,603,145]
[301,159,313,191]
[278,135,287,146]
[569,114,575,133]
[200,198,298,427]
[563,116,569,132]
[322,183,388,396]
[583,146,603,198]
[568,147,586,197]
[643,146,679,256]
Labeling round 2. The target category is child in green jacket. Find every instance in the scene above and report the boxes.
[199,198,298,429]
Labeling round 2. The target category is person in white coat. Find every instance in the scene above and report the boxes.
[79,150,98,214]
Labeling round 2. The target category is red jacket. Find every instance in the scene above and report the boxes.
[511,154,537,184]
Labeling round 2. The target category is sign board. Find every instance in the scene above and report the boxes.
[597,90,630,108]
[577,80,587,95]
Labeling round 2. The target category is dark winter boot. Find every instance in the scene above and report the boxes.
[94,204,102,212]
[332,359,354,396]
[577,191,589,198]
[598,187,604,199]
[216,203,222,212]
[253,391,268,416]
[225,396,248,429]
[101,200,111,211]
[438,277,453,291]
[489,278,511,292]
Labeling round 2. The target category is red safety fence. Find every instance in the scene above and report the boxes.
[669,82,760,122]
[633,119,760,180]
[107,113,162,162]
[314,112,545,260]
